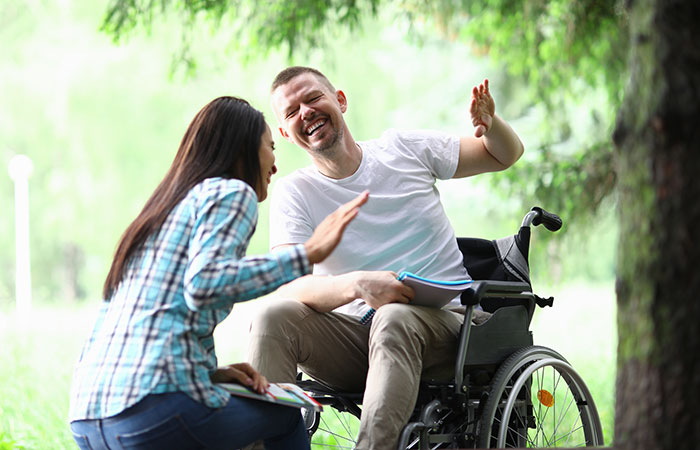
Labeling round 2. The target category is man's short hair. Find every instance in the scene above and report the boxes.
[271,66,336,93]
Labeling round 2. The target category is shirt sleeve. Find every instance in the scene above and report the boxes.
[388,129,460,180]
[184,180,310,311]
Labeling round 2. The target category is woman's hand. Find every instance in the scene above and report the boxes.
[210,362,269,394]
[304,191,369,265]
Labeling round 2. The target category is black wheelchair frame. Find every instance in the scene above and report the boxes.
[297,207,604,449]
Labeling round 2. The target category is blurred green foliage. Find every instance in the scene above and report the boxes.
[1,0,617,306]
[101,0,628,222]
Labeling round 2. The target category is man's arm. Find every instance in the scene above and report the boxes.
[453,79,524,178]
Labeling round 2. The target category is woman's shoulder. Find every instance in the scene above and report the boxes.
[188,177,257,206]
[193,177,255,196]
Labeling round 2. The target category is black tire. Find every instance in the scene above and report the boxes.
[477,345,604,448]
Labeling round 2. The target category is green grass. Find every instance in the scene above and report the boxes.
[0,282,616,448]
[0,305,98,449]
[0,432,28,450]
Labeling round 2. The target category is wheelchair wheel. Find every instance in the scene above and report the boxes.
[477,346,604,448]
[302,403,361,449]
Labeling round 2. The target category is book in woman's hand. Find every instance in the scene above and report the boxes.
[218,382,323,411]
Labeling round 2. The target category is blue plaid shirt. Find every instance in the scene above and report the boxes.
[69,178,310,420]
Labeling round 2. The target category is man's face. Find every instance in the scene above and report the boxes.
[271,72,347,156]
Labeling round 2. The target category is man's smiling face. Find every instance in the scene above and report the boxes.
[271,72,347,157]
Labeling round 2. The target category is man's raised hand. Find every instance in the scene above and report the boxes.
[470,79,496,138]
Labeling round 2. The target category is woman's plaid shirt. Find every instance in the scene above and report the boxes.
[69,178,310,420]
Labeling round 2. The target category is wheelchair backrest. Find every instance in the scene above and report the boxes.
[457,233,535,320]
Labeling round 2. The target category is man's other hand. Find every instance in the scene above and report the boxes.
[351,271,414,309]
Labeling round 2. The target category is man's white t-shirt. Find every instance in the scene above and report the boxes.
[269,128,470,317]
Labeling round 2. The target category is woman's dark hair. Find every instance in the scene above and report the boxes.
[102,96,266,299]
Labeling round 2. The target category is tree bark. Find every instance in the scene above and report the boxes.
[613,0,700,449]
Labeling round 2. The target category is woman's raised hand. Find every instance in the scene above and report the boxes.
[304,191,369,265]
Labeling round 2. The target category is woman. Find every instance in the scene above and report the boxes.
[68,96,368,449]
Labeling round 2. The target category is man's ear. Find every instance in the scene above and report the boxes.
[278,127,292,142]
[337,90,348,113]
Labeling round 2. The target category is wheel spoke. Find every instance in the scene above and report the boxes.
[506,404,530,447]
[532,369,545,446]
[551,388,577,440]
[316,412,357,447]
[336,410,356,439]
[562,411,584,447]
[552,424,585,447]
[533,366,564,447]
[311,443,355,450]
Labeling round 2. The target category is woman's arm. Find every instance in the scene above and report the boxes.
[185,182,367,311]
[184,183,310,310]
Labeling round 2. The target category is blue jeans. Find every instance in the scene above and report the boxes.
[70,392,310,450]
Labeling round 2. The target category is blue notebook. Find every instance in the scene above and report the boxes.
[398,271,473,308]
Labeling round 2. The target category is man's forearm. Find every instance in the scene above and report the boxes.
[275,273,358,313]
[482,114,524,168]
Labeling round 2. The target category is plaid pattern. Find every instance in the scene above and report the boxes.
[69,178,310,420]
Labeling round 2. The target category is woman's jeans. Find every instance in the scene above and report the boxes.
[69,392,310,450]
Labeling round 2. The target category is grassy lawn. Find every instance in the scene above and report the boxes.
[0,281,616,449]
[0,306,97,449]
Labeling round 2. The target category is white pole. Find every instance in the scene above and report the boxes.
[8,155,34,315]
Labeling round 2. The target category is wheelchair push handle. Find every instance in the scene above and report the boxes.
[522,206,563,232]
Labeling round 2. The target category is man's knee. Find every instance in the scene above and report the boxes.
[370,304,425,350]
[249,297,310,336]
[372,303,421,330]
[248,298,310,381]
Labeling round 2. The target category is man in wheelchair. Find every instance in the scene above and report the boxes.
[247,66,524,449]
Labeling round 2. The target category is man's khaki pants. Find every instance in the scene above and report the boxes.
[247,299,464,450]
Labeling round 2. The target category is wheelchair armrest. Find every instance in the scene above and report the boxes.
[460,280,532,306]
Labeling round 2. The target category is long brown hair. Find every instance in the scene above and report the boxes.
[102,96,266,299]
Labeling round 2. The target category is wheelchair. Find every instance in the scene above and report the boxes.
[297,207,605,449]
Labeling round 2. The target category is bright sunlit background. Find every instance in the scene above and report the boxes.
[1,1,617,448]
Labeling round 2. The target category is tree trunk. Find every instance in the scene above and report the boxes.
[613,0,700,449]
